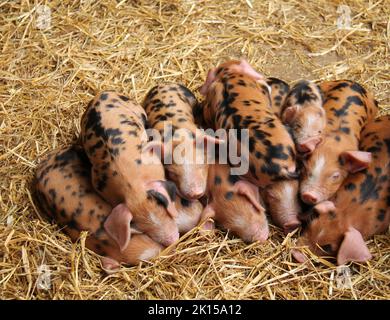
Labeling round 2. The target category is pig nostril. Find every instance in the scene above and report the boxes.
[297,144,309,153]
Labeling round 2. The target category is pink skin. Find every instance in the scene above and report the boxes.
[292,201,373,265]
[261,179,301,234]
[81,93,180,247]
[200,203,269,243]
[200,59,265,96]
[34,145,165,273]
[300,143,372,205]
[100,234,165,273]
[144,134,224,200]
[275,215,301,234]
[105,201,179,248]
[200,164,269,243]
[101,257,121,273]
[295,116,390,265]
[281,81,325,155]
[297,136,323,154]
[301,192,318,205]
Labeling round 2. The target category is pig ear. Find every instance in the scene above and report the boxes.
[104,203,133,252]
[199,68,217,96]
[146,181,178,218]
[282,105,299,124]
[337,227,372,265]
[200,204,216,230]
[233,180,264,213]
[340,151,372,173]
[238,59,265,81]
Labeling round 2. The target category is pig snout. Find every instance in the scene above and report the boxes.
[248,223,269,243]
[283,218,301,234]
[160,231,180,246]
[301,191,321,205]
[297,137,322,154]
[183,184,205,200]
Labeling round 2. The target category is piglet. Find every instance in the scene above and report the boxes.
[199,59,297,187]
[300,80,378,205]
[281,80,325,154]
[260,179,302,234]
[293,115,390,265]
[266,77,290,117]
[142,83,222,200]
[262,77,302,234]
[200,163,269,243]
[80,91,180,247]
[34,145,163,273]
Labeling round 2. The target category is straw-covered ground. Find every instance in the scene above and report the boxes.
[1,0,389,300]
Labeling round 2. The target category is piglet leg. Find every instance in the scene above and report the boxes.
[233,180,264,213]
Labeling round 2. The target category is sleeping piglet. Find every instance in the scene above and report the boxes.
[281,80,325,154]
[260,179,302,234]
[262,77,302,234]
[300,80,378,205]
[266,77,290,118]
[142,83,222,200]
[293,115,390,265]
[199,59,298,188]
[34,145,163,273]
[200,163,269,243]
[80,91,180,247]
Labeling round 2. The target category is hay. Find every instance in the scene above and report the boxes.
[1,0,389,300]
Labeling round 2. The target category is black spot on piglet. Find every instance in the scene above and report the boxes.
[377,209,385,222]
[344,183,356,191]
[225,191,234,200]
[228,174,240,185]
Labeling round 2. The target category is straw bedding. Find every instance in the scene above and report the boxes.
[1,0,389,300]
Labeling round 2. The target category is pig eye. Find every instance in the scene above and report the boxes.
[147,190,169,208]
[330,171,341,181]
[318,130,322,134]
